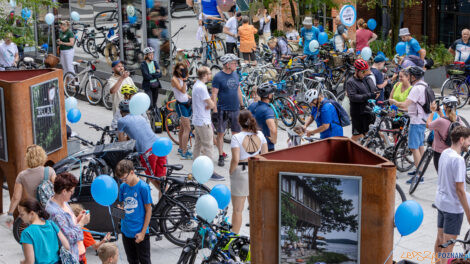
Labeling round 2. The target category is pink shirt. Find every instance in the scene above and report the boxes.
[429,117,464,153]
[355,29,373,52]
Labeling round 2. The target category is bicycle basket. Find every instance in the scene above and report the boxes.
[206,21,223,34]
[328,53,343,67]
[44,54,60,68]
[446,64,465,75]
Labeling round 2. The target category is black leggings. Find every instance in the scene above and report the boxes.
[433,150,441,172]
[144,88,159,110]
[226,42,237,55]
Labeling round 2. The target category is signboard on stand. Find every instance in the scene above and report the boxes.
[30,78,62,154]
[0,87,7,162]
[339,5,356,27]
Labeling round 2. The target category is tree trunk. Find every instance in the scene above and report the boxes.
[312,226,319,249]
[288,0,297,28]
[390,0,402,48]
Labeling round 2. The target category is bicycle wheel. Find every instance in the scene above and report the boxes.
[441,77,469,109]
[165,111,181,145]
[393,137,414,172]
[296,102,311,125]
[409,148,433,195]
[85,39,99,59]
[213,39,226,63]
[322,90,338,102]
[160,195,199,247]
[273,99,297,129]
[365,138,386,157]
[210,65,222,76]
[85,76,104,105]
[101,84,113,110]
[459,115,470,127]
[464,152,470,184]
[13,217,29,243]
[395,183,406,208]
[94,10,119,31]
[63,72,79,97]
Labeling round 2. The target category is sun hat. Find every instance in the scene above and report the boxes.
[302,17,313,26]
[399,28,411,37]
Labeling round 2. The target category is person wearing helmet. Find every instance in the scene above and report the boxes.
[390,65,429,176]
[108,60,135,115]
[303,89,343,139]
[212,53,243,167]
[346,59,380,141]
[111,84,150,130]
[140,46,162,111]
[248,82,277,151]
[425,96,462,172]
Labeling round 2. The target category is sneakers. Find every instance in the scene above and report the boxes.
[181,150,193,160]
[178,148,183,155]
[218,155,225,167]
[407,170,416,176]
[210,172,225,181]
[406,176,424,184]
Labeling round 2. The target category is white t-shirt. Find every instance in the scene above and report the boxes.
[259,15,271,33]
[231,131,267,161]
[286,30,299,41]
[107,75,135,115]
[191,79,211,126]
[225,17,238,43]
[172,78,189,103]
[435,148,467,214]
[0,42,18,67]
[407,80,429,124]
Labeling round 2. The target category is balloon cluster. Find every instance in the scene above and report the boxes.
[395,200,423,236]
[21,8,31,21]
[192,156,231,222]
[127,5,138,25]
[65,97,81,123]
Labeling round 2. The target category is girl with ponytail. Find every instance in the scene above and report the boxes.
[19,198,70,264]
[229,110,268,233]
[355,18,377,53]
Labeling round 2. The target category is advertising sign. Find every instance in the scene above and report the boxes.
[339,5,356,27]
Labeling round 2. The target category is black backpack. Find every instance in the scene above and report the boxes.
[444,117,462,147]
[416,82,435,114]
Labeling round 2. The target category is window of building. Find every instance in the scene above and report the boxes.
[438,0,470,47]
[290,180,296,199]
[298,186,303,203]
[282,178,289,192]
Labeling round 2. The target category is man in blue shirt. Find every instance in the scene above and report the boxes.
[201,0,224,18]
[399,28,426,61]
[248,82,277,151]
[212,54,243,166]
[303,89,343,139]
[449,29,470,64]
[300,16,320,61]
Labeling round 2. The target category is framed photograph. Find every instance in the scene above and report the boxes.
[30,78,62,154]
[279,172,362,264]
[0,87,7,162]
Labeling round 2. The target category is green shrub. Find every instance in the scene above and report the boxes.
[308,252,351,264]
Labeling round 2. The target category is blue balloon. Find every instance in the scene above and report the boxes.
[91,175,118,206]
[395,200,423,236]
[318,25,324,32]
[67,108,81,123]
[45,13,55,25]
[367,18,377,31]
[129,15,137,25]
[318,32,328,45]
[361,47,372,61]
[152,137,172,157]
[146,0,154,8]
[196,194,219,222]
[65,97,78,112]
[210,184,231,209]
[21,8,31,19]
[396,42,406,56]
[192,156,214,184]
[41,43,49,52]
[129,92,150,115]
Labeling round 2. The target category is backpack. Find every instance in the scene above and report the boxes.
[416,82,435,114]
[37,166,54,207]
[443,117,462,147]
[323,99,351,127]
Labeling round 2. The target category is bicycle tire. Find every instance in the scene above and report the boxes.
[459,115,470,128]
[94,10,119,31]
[213,39,226,64]
[396,183,406,204]
[393,137,414,172]
[322,90,338,102]
[464,152,470,184]
[409,148,433,195]
[101,84,113,110]
[85,39,99,59]
[13,217,29,243]
[296,101,311,125]
[210,64,222,76]
[63,72,79,97]
[273,98,297,129]
[160,195,199,247]
[441,77,469,109]
[85,76,104,105]
[165,111,181,145]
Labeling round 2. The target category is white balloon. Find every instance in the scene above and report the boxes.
[65,97,78,112]
[361,47,372,61]
[309,40,320,53]
[10,0,16,8]
[129,92,150,115]
[71,11,80,22]
[192,156,214,184]
[196,194,219,222]
[45,13,55,25]
[126,5,136,17]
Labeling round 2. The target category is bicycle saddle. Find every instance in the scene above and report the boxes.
[23,57,34,63]
[72,61,81,66]
[164,164,183,171]
[314,76,325,82]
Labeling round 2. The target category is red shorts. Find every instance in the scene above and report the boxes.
[140,148,167,177]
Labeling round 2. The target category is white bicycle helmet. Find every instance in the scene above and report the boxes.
[220,53,240,65]
[443,96,458,108]
[143,47,155,55]
[304,89,319,104]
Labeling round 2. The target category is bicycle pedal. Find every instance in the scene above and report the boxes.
[155,234,163,241]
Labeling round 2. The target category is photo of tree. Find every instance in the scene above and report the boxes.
[279,173,361,264]
[30,78,62,154]
[0,87,7,161]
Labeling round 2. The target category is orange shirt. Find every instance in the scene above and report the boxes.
[79,228,97,264]
[238,24,258,53]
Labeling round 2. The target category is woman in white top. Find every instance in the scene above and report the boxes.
[229,110,268,233]
[171,62,192,159]
[285,22,299,43]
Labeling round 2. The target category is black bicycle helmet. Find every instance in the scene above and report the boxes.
[119,100,130,113]
[406,66,425,79]
[257,82,276,98]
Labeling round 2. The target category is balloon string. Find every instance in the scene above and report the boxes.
[383,235,402,264]
[107,206,117,239]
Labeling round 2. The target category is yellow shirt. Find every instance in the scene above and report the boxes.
[392,82,412,102]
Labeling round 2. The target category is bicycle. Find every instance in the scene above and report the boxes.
[202,20,226,66]
[72,22,95,55]
[63,60,104,105]
[85,27,120,65]
[441,62,470,109]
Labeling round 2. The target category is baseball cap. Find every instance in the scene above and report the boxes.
[111,60,122,68]
[374,54,388,63]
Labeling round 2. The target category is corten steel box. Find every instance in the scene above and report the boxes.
[248,137,396,264]
[0,69,68,213]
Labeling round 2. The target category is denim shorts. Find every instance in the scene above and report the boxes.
[176,101,192,118]
[437,209,464,235]
[408,124,426,149]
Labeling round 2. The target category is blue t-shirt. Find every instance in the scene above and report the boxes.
[248,101,275,150]
[118,114,158,153]
[20,220,60,264]
[201,0,219,16]
[451,39,470,63]
[119,180,153,238]
[300,27,320,55]
[213,71,240,111]
[310,101,343,139]
[405,38,421,57]
[371,68,385,101]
